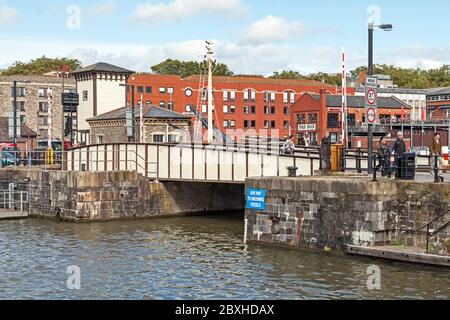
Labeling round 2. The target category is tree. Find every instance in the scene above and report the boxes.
[1,56,82,76]
[151,59,233,77]
[270,70,341,86]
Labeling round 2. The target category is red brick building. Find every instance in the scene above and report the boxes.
[290,90,411,147]
[127,74,340,141]
[427,87,450,120]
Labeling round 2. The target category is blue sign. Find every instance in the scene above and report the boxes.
[246,189,267,211]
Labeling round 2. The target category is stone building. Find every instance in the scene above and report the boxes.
[71,62,134,145]
[0,117,37,153]
[87,105,191,145]
[0,75,76,144]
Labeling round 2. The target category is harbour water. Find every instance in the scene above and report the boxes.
[0,213,449,300]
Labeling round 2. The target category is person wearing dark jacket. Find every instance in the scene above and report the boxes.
[320,132,332,172]
[392,132,407,179]
[375,136,391,177]
[392,131,407,156]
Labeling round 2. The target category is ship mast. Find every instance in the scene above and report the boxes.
[205,41,214,144]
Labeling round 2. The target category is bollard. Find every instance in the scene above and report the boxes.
[287,166,298,177]
[372,155,378,182]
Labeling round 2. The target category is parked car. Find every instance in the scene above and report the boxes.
[1,147,20,167]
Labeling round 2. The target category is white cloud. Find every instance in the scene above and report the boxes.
[381,45,450,70]
[0,1,17,25]
[90,0,117,16]
[239,15,305,46]
[0,36,448,77]
[132,0,246,23]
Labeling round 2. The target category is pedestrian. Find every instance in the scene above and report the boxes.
[321,132,332,172]
[392,131,407,179]
[375,136,391,177]
[429,132,443,179]
[282,135,295,155]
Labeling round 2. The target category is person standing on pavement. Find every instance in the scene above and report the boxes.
[321,132,332,172]
[429,132,443,179]
[376,136,391,177]
[392,131,407,179]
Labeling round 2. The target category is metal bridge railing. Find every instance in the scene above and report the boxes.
[0,190,29,213]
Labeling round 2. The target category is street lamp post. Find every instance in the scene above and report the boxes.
[367,23,393,174]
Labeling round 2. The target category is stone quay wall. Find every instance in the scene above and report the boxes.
[0,169,244,222]
[245,177,450,254]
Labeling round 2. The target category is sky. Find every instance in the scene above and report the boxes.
[0,0,449,75]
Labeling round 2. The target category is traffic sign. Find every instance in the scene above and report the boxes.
[367,107,376,123]
[365,76,378,124]
[366,88,377,105]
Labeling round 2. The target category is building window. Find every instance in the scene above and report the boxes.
[152,134,165,143]
[229,120,235,128]
[283,121,289,129]
[264,120,269,128]
[223,120,229,128]
[11,87,26,97]
[202,105,207,113]
[82,90,88,101]
[284,107,289,115]
[167,87,174,94]
[39,102,48,112]
[327,113,340,128]
[159,101,166,108]
[297,114,306,124]
[146,86,152,94]
[444,109,450,117]
[38,88,48,97]
[97,135,104,144]
[308,113,318,123]
[271,121,276,128]
[159,87,166,94]
[230,105,235,114]
[283,91,295,103]
[146,100,152,106]
[167,102,174,110]
[39,129,48,139]
[223,105,229,114]
[38,116,48,125]
[244,89,256,102]
[264,91,276,103]
[137,86,144,93]
[168,134,178,143]
[12,101,26,112]
[244,120,256,128]
[223,90,235,101]
[185,88,193,97]
[20,115,26,124]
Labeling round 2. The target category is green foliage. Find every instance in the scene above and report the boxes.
[350,64,450,89]
[1,56,82,76]
[275,64,450,89]
[270,70,341,86]
[151,58,234,78]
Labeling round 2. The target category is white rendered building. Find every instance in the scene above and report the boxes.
[71,62,133,145]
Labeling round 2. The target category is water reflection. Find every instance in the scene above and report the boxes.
[0,214,448,300]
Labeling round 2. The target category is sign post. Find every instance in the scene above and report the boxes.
[365,76,378,174]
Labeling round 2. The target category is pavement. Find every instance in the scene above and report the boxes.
[346,245,450,267]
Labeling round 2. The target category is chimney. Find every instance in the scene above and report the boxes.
[319,89,328,141]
